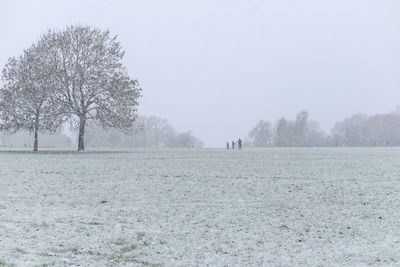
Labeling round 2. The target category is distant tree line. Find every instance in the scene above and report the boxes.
[332,111,400,146]
[0,115,203,149]
[0,131,72,148]
[248,109,400,147]
[84,115,203,148]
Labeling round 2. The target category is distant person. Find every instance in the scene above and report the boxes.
[238,138,242,150]
[226,141,230,150]
[232,140,235,149]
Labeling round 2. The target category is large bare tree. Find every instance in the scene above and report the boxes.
[0,44,62,152]
[40,26,141,151]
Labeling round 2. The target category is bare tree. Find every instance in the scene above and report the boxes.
[145,116,174,147]
[173,131,204,148]
[248,120,273,147]
[0,44,62,151]
[274,116,291,146]
[40,26,141,151]
[363,113,400,146]
[293,110,308,146]
[331,113,368,146]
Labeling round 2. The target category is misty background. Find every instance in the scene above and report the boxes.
[1,0,399,147]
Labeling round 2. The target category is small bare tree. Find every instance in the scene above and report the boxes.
[248,120,273,147]
[40,25,141,151]
[0,44,63,152]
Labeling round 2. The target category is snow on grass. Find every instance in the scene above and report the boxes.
[1,148,400,265]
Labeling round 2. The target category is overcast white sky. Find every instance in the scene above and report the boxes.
[1,0,400,147]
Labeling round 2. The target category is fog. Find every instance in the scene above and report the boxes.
[1,0,399,147]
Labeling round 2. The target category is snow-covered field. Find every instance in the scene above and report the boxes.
[1,148,400,266]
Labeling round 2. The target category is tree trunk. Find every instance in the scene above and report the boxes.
[33,116,39,152]
[78,117,86,152]
[155,126,158,148]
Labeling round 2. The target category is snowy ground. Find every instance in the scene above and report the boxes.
[1,148,400,266]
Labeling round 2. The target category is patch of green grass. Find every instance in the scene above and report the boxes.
[34,263,56,267]
[137,232,146,241]
[107,254,161,266]
[120,244,137,253]
[37,252,53,257]
[39,171,61,175]
[14,248,27,254]
[113,238,127,246]
[51,247,80,255]
[31,222,49,229]
[86,250,99,256]
[0,259,16,267]
[127,258,161,266]
[87,221,102,225]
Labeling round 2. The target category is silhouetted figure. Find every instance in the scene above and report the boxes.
[232,140,235,149]
[238,138,242,150]
[226,141,230,149]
